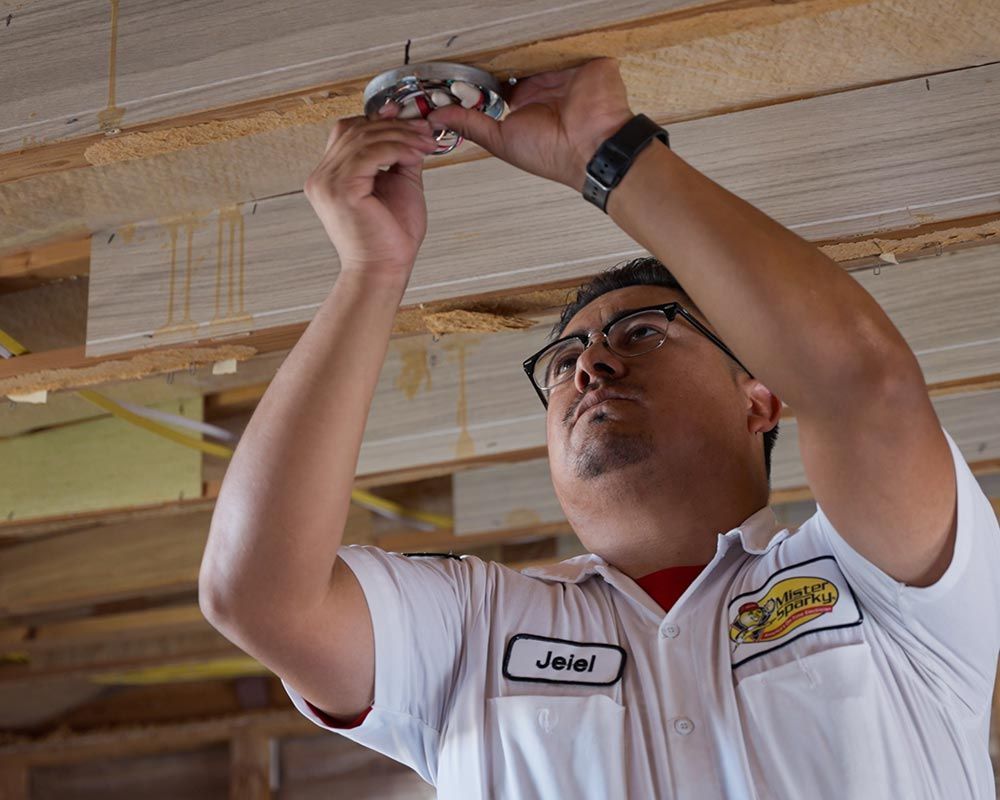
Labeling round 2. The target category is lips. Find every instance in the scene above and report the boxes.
[573,389,635,424]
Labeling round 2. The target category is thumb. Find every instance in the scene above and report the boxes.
[427,104,503,156]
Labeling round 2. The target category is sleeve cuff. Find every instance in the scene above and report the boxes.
[304,699,373,730]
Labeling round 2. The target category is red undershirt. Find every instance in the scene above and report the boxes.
[635,563,708,614]
[305,562,709,729]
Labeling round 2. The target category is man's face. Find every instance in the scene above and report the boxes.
[545,285,751,509]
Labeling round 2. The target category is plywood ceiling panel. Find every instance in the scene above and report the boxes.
[3,0,997,251]
[84,63,1000,356]
[0,0,696,154]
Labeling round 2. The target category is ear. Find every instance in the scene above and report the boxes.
[741,376,782,436]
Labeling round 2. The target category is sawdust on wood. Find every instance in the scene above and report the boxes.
[84,95,359,165]
[820,218,1000,263]
[0,345,256,397]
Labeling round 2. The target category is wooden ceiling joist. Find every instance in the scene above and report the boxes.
[3,0,998,256]
[1,0,699,163]
[78,61,1000,358]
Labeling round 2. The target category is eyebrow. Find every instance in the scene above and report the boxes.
[563,305,653,340]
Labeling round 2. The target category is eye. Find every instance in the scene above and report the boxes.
[554,354,578,375]
[626,325,659,342]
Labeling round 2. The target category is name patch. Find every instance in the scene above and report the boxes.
[502,634,626,686]
[728,555,863,668]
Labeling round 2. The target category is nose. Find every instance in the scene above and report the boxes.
[573,334,626,393]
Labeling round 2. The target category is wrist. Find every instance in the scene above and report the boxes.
[573,111,637,191]
[336,261,413,297]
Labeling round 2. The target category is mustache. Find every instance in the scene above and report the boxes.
[563,385,639,425]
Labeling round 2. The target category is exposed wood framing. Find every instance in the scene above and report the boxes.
[79,62,1000,357]
[0,709,311,767]
[1,0,703,159]
[3,0,998,254]
[229,729,273,800]
[2,0,1000,765]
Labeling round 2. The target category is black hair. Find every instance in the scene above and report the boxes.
[551,256,779,485]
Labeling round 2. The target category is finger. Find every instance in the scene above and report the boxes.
[324,110,428,152]
[356,141,434,174]
[321,125,437,168]
[507,68,578,112]
[425,104,503,157]
[376,100,401,119]
[388,151,426,184]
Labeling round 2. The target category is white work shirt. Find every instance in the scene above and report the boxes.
[283,426,1000,798]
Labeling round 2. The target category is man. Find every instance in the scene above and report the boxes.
[199,58,1000,798]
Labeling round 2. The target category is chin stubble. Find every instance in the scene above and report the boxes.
[571,411,656,480]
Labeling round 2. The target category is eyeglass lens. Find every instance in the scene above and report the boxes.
[534,310,672,390]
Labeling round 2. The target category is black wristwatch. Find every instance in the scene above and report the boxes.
[582,114,670,213]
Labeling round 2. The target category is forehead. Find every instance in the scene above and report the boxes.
[564,285,689,335]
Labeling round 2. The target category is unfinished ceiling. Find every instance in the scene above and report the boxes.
[1,0,999,795]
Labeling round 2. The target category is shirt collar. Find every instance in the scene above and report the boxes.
[521,504,788,585]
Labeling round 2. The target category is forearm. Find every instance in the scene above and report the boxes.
[200,267,408,621]
[605,140,918,411]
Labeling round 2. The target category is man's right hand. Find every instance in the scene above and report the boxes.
[304,104,440,282]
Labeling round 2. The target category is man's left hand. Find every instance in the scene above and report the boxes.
[425,57,634,192]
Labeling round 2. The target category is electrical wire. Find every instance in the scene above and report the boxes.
[1,327,454,530]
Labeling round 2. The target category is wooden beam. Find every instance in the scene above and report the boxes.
[0,237,90,292]
[0,761,28,800]
[3,0,998,253]
[1,0,700,160]
[1,213,996,398]
[0,503,372,619]
[229,729,273,800]
[0,709,311,767]
[2,236,998,523]
[81,62,1000,358]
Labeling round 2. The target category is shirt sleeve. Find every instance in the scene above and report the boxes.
[813,425,1000,712]
[280,545,484,785]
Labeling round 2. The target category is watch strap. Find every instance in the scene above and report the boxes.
[583,114,669,213]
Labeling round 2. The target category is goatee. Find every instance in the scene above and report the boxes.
[571,411,656,480]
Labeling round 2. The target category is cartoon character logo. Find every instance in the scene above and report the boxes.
[729,577,839,653]
[729,599,778,644]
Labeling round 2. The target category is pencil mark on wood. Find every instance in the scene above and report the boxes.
[211,205,252,330]
[446,35,457,47]
[404,38,411,65]
[444,340,478,459]
[156,217,199,337]
[97,0,125,132]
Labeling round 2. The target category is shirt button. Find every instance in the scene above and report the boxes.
[674,717,695,736]
[660,624,680,639]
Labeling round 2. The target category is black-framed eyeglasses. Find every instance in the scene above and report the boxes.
[521,302,754,408]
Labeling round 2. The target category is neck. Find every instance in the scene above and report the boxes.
[568,471,768,580]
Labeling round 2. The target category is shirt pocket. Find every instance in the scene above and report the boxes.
[487,694,626,800]
[735,641,914,800]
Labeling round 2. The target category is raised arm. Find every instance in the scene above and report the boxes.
[198,108,440,719]
[428,57,954,588]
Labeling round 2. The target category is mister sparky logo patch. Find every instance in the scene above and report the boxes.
[728,556,862,668]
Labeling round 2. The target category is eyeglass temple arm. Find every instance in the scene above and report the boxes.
[675,307,755,379]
